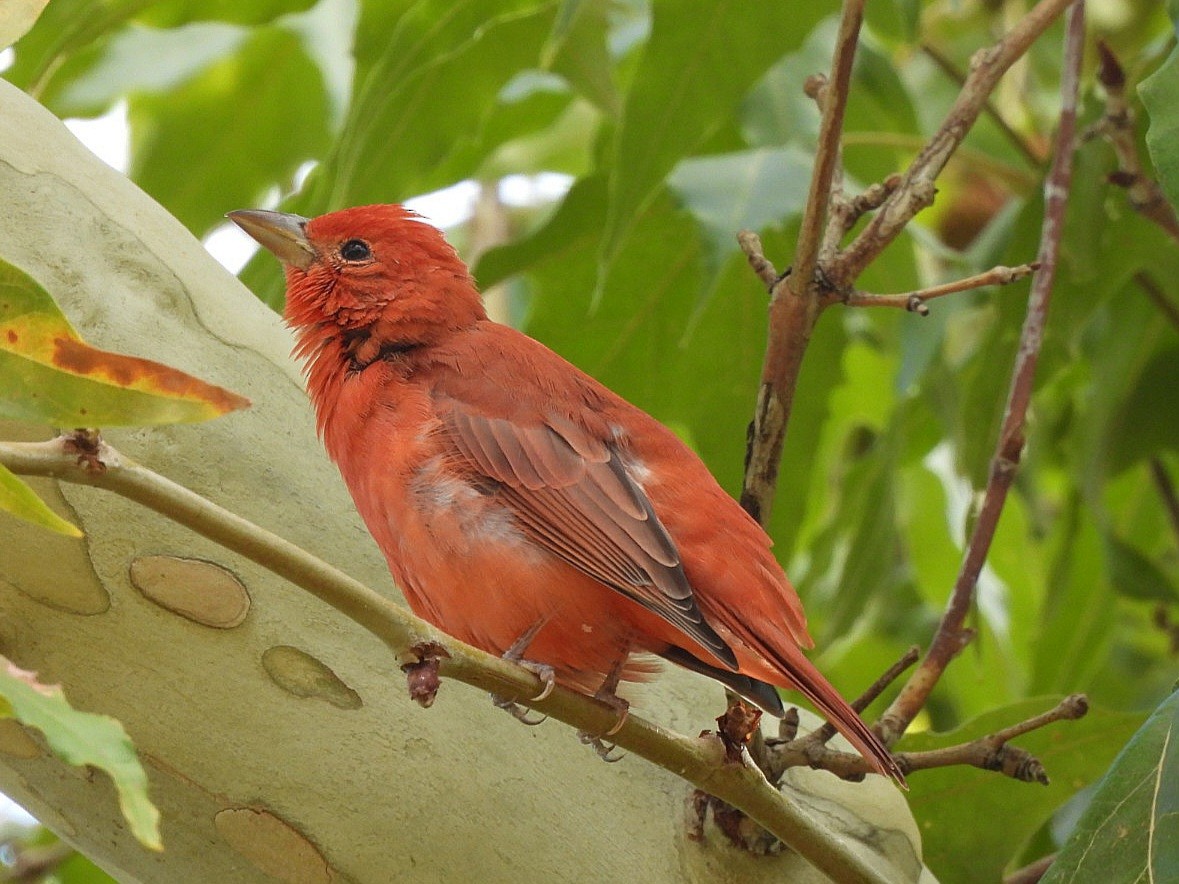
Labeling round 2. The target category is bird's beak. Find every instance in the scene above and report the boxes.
[227,209,315,271]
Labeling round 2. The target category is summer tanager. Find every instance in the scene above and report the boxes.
[230,204,902,783]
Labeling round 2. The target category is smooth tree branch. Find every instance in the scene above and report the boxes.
[837,263,1040,315]
[0,434,892,884]
[832,0,1077,287]
[879,0,1087,744]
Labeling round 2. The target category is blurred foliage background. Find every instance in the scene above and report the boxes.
[3,0,1178,880]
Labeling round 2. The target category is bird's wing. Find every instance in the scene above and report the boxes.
[438,403,737,670]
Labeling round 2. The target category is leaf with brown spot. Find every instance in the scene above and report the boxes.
[0,258,249,425]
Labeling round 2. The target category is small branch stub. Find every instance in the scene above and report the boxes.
[714,697,764,765]
[402,641,452,708]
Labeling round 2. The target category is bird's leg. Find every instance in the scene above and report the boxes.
[491,618,555,726]
[577,657,631,762]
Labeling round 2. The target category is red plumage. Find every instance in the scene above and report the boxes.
[230,204,903,784]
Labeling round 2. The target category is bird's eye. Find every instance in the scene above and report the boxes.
[340,239,372,262]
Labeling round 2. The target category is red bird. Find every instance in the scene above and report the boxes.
[230,204,902,783]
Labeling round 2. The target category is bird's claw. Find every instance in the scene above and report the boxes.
[492,694,548,726]
[519,660,556,702]
[578,730,624,762]
[490,633,555,725]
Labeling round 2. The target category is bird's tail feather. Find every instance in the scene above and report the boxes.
[658,645,785,716]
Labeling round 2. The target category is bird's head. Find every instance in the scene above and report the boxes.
[229,205,486,365]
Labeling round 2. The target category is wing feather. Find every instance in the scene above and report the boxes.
[438,403,736,669]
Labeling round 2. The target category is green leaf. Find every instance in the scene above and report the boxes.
[543,0,619,114]
[1105,533,1179,602]
[240,0,562,306]
[600,0,826,265]
[1042,690,1179,884]
[0,661,161,850]
[319,0,559,206]
[475,173,608,288]
[902,698,1146,883]
[48,21,248,117]
[1143,36,1179,214]
[2,0,154,96]
[128,21,333,236]
[1032,503,1116,695]
[0,462,82,537]
[0,257,250,425]
[666,145,814,286]
[139,0,319,27]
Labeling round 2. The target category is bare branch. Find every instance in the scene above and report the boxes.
[921,42,1045,169]
[1088,41,1179,245]
[1150,457,1179,549]
[2,839,76,883]
[840,263,1039,314]
[765,694,1088,784]
[792,2,863,298]
[880,0,1086,744]
[899,694,1089,781]
[736,230,779,290]
[799,646,920,752]
[1135,271,1179,334]
[740,0,865,526]
[833,0,1076,287]
[821,173,903,264]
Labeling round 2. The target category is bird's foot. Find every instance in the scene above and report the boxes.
[491,620,556,725]
[492,693,547,726]
[578,730,624,762]
[577,665,631,761]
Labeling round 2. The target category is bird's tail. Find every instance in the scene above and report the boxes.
[737,637,907,787]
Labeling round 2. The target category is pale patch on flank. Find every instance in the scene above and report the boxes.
[411,456,530,550]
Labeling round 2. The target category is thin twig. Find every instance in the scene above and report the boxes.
[737,230,778,289]
[1087,41,1179,245]
[839,263,1039,315]
[1004,854,1058,884]
[1,839,76,883]
[0,434,892,884]
[921,42,1045,169]
[1150,457,1179,548]
[833,0,1076,287]
[740,0,865,526]
[1135,271,1179,334]
[879,0,1086,745]
[798,646,920,751]
[822,174,903,264]
[768,694,1088,783]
